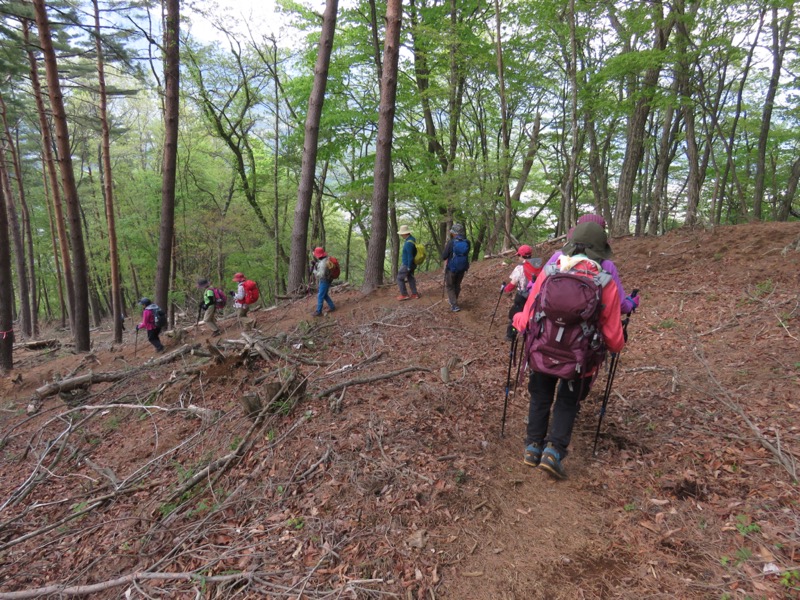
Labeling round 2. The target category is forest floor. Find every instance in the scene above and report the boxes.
[1,221,799,600]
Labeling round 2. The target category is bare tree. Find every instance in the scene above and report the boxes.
[362,0,402,293]
[287,0,339,295]
[32,0,91,351]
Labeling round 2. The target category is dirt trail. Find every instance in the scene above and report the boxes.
[1,222,799,600]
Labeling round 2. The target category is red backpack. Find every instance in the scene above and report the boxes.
[523,261,611,380]
[522,257,544,283]
[242,280,259,305]
[327,257,341,280]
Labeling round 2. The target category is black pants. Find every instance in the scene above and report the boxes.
[147,327,164,351]
[445,270,465,306]
[526,371,592,458]
[506,291,528,339]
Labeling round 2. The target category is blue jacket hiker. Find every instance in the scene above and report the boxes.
[312,246,336,316]
[397,225,420,301]
[440,223,470,312]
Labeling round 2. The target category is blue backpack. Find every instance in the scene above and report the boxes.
[448,237,470,273]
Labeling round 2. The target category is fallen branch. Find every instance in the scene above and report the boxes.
[693,345,797,479]
[315,365,431,398]
[0,570,256,600]
[12,339,60,351]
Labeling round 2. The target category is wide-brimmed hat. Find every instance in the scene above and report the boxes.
[313,247,327,259]
[516,244,533,258]
[450,223,465,236]
[397,225,412,236]
[561,222,613,263]
[577,213,606,229]
[232,272,246,282]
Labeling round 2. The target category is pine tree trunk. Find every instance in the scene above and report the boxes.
[41,163,66,328]
[24,20,74,330]
[0,182,14,370]
[155,0,180,310]
[92,0,123,342]
[33,0,91,351]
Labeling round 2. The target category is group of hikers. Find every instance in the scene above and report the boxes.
[134,214,637,480]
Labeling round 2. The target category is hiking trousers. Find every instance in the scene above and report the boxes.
[526,371,592,458]
[397,265,418,296]
[147,327,164,352]
[203,305,220,332]
[316,279,335,314]
[445,270,465,307]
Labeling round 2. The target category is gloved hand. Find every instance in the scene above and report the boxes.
[229,290,235,297]
[135,325,140,331]
[625,294,640,314]
[512,311,527,333]
[503,282,515,294]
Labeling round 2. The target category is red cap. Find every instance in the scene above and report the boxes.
[313,247,326,259]
[232,272,245,282]
[516,244,533,258]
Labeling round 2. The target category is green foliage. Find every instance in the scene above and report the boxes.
[734,514,760,536]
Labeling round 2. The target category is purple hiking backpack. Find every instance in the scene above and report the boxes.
[523,262,612,380]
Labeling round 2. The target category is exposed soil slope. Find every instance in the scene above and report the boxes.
[1,221,799,600]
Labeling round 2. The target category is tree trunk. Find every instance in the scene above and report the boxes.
[33,0,91,351]
[0,180,14,370]
[92,0,123,343]
[24,19,74,331]
[287,0,338,295]
[752,5,793,220]
[610,0,674,236]
[493,0,513,250]
[42,164,66,327]
[155,0,180,310]
[362,0,402,293]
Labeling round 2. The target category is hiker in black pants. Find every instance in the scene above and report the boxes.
[440,223,470,312]
[135,297,165,353]
[512,223,625,480]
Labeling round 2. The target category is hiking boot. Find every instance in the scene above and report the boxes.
[410,293,420,299]
[451,304,461,312]
[397,295,411,301]
[523,443,542,467]
[327,307,336,313]
[211,330,221,337]
[313,311,322,317]
[538,444,567,480]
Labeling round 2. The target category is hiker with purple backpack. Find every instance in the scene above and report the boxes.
[512,222,625,480]
[546,213,639,315]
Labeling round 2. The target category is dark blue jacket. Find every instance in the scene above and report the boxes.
[401,235,417,269]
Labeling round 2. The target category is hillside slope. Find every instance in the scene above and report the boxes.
[1,222,799,600]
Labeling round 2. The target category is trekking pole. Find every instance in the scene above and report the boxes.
[441,269,446,300]
[488,283,505,331]
[196,304,202,328]
[592,289,638,456]
[500,334,518,437]
[513,331,526,395]
[134,327,139,358]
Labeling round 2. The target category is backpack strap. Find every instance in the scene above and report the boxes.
[593,271,612,288]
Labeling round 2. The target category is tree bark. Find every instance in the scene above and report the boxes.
[610,0,674,236]
[92,0,123,343]
[752,5,793,220]
[24,19,74,330]
[0,173,14,370]
[33,0,91,351]
[155,0,180,310]
[0,138,30,339]
[362,0,402,293]
[287,0,339,295]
